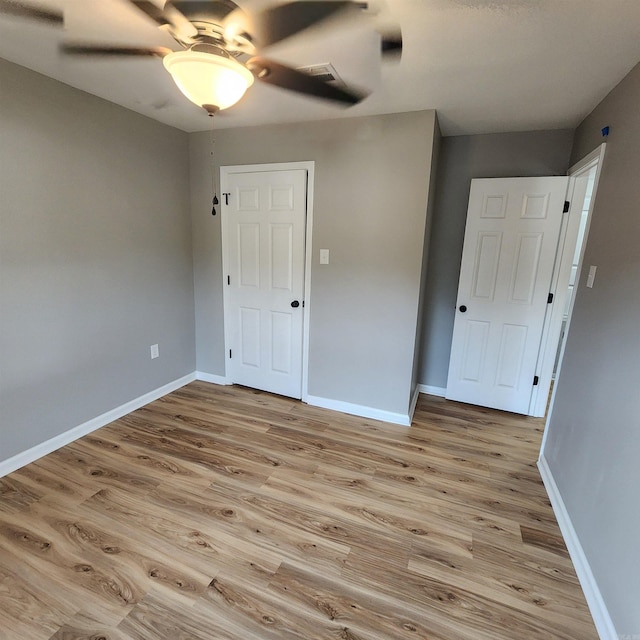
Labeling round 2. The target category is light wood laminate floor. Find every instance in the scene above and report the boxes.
[0,382,598,639]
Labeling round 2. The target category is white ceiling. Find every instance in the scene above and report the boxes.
[1,0,639,135]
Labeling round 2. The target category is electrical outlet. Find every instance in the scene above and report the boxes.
[150,344,159,359]
[586,265,597,288]
[320,249,329,264]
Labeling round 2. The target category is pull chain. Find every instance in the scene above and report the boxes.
[210,112,219,215]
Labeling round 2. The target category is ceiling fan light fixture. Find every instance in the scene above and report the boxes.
[163,49,254,112]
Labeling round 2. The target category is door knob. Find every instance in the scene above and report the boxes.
[291,300,300,308]
[459,305,467,313]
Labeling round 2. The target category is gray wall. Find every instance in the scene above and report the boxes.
[542,62,640,636]
[411,118,442,400]
[418,129,574,389]
[0,60,195,462]
[190,111,437,416]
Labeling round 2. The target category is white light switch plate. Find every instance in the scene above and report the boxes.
[320,249,329,265]
[586,265,597,288]
[150,344,159,359]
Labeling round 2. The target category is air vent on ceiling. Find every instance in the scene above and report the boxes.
[297,63,344,86]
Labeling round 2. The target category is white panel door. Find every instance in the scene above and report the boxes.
[446,177,569,414]
[224,169,307,398]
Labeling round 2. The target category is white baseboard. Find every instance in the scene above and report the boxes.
[537,455,617,640]
[418,384,447,397]
[305,394,411,426]
[195,371,230,385]
[0,372,196,478]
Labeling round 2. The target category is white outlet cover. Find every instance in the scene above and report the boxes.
[150,344,159,359]
[320,249,329,264]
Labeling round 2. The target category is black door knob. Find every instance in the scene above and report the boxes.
[459,305,467,313]
[291,300,300,308]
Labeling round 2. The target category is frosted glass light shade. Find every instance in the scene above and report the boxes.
[163,50,254,111]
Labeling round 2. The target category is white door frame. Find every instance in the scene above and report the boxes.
[531,143,606,417]
[220,161,315,400]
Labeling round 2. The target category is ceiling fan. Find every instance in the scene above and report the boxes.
[0,0,402,114]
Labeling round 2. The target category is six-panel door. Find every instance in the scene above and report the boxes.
[446,177,569,414]
[224,169,307,398]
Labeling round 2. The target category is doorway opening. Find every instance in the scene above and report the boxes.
[552,168,596,378]
[446,145,606,418]
[540,144,606,421]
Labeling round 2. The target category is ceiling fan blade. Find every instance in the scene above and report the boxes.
[171,0,237,19]
[128,0,169,25]
[128,0,197,39]
[61,43,172,58]
[0,0,63,24]
[380,27,402,59]
[229,1,364,49]
[248,56,367,105]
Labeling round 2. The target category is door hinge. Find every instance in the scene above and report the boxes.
[227,275,230,285]
[533,375,539,386]
[547,292,554,304]
[223,192,230,206]
[563,200,570,213]
[229,349,232,359]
